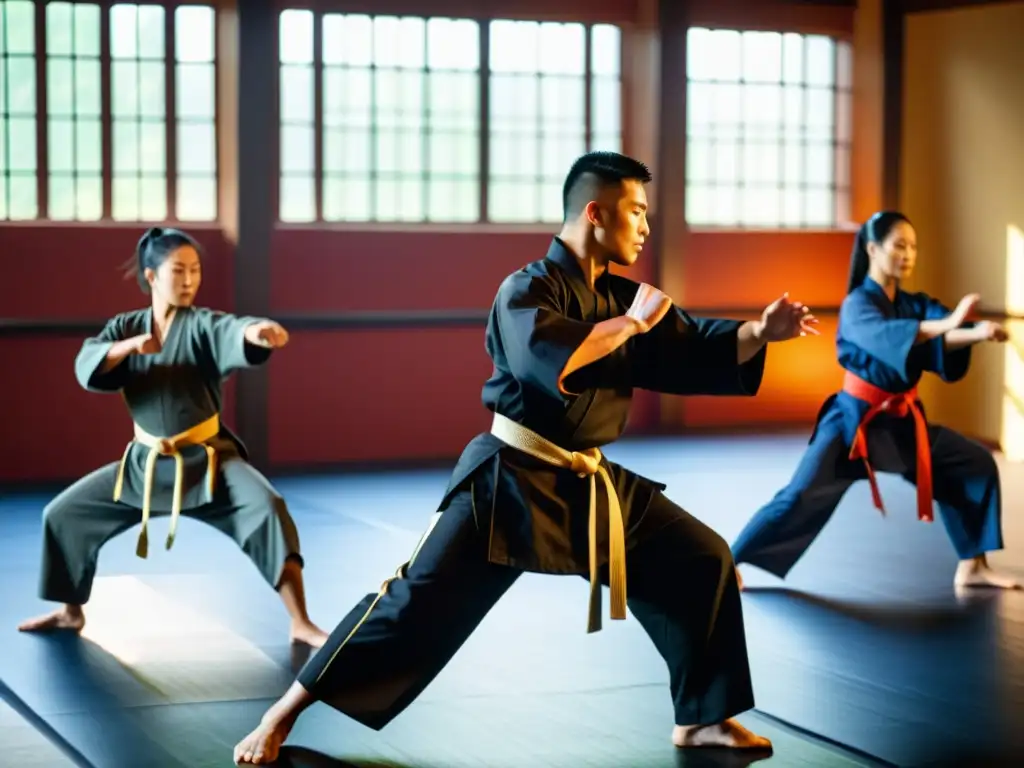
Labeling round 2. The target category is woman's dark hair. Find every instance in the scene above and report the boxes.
[846,211,913,294]
[124,226,201,292]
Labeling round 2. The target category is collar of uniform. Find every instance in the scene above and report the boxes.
[544,236,610,296]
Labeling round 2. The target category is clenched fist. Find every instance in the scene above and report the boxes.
[245,320,290,349]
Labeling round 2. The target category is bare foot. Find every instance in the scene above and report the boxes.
[18,605,85,633]
[233,712,295,765]
[954,560,1021,590]
[672,719,773,750]
[290,620,328,648]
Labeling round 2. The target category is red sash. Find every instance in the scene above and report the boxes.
[843,371,934,522]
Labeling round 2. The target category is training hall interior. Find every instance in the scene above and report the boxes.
[1,0,1023,766]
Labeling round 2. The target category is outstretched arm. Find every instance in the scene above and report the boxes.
[202,310,289,377]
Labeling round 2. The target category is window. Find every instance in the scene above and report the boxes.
[487,20,621,224]
[278,11,482,224]
[1,1,217,223]
[685,28,852,229]
[46,2,101,220]
[1,0,38,220]
[174,5,217,221]
[276,12,622,225]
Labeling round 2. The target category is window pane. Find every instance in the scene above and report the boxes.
[112,174,139,219]
[139,61,165,119]
[279,10,313,65]
[742,187,779,227]
[76,173,102,219]
[687,82,714,133]
[77,118,102,173]
[540,180,562,222]
[836,89,852,144]
[48,119,74,173]
[177,176,217,221]
[712,142,739,185]
[686,184,711,226]
[428,71,477,131]
[428,18,478,71]
[741,32,782,84]
[47,58,74,115]
[322,14,372,67]
[743,142,780,185]
[373,16,425,70]
[540,76,584,128]
[8,174,38,219]
[8,117,35,172]
[111,60,139,117]
[689,28,741,82]
[804,188,833,226]
[323,176,371,222]
[110,4,138,58]
[178,122,216,174]
[279,175,315,222]
[139,122,165,173]
[323,128,370,174]
[782,34,804,84]
[137,5,164,59]
[837,41,852,90]
[323,67,372,128]
[806,87,834,140]
[490,20,539,74]
[76,59,101,117]
[4,1,34,55]
[427,178,478,222]
[175,6,214,63]
[280,124,314,174]
[139,175,165,220]
[112,120,139,173]
[47,2,74,56]
[540,133,584,180]
[591,77,620,139]
[177,63,215,120]
[805,36,835,87]
[489,180,537,222]
[591,24,620,77]
[489,74,538,131]
[49,174,76,219]
[781,187,803,226]
[804,142,832,186]
[280,65,313,123]
[7,57,34,113]
[591,132,621,154]
[539,22,584,76]
[711,187,738,225]
[75,4,101,57]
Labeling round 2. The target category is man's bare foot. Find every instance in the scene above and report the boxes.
[672,719,773,750]
[954,560,1021,590]
[290,620,328,648]
[18,605,85,633]
[233,712,295,765]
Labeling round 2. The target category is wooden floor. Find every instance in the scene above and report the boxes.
[1,433,1023,768]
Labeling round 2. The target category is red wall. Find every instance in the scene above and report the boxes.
[0,221,852,483]
[266,227,658,467]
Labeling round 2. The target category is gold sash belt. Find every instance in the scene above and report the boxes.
[112,413,221,558]
[490,412,627,633]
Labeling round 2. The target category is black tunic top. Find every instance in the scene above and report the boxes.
[440,238,768,574]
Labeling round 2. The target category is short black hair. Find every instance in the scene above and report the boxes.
[561,151,652,221]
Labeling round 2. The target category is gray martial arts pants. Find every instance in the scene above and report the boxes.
[36,459,303,605]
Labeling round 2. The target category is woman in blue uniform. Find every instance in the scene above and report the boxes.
[731,211,1017,591]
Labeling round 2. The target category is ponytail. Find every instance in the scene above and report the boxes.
[120,226,200,294]
[845,211,913,294]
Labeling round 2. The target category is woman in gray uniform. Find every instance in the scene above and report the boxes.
[17,227,328,648]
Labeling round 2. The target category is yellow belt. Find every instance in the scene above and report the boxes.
[490,412,627,633]
[112,413,221,559]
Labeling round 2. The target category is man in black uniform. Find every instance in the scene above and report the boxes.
[234,151,818,764]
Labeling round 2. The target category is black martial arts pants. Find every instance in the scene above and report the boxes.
[296,487,755,730]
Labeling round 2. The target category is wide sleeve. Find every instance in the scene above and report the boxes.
[74,316,131,393]
[837,290,922,380]
[629,306,767,396]
[495,272,596,401]
[920,296,971,382]
[199,310,273,376]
